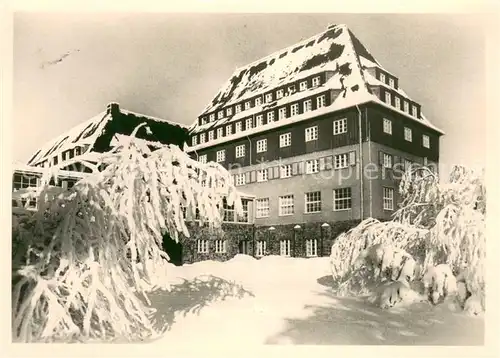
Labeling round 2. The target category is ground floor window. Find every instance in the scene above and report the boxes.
[306,239,318,257]
[280,240,291,257]
[215,240,227,253]
[197,239,209,253]
[256,240,267,257]
[383,187,394,210]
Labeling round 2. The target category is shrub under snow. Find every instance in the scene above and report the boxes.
[330,165,486,314]
[12,124,243,342]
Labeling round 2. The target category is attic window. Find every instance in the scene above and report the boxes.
[384,91,391,105]
[75,146,81,156]
[245,117,253,130]
[299,81,308,91]
[227,107,233,116]
[411,105,418,117]
[218,111,224,120]
[217,127,223,138]
[379,72,386,83]
[200,133,206,143]
[226,125,232,136]
[235,104,242,114]
[244,102,251,110]
[255,97,262,106]
[395,97,401,109]
[208,130,214,141]
[403,101,409,113]
[53,156,59,165]
[288,85,296,94]
[190,135,196,146]
[265,93,273,103]
[312,76,321,87]
[291,103,299,116]
[388,78,395,88]
[209,113,215,122]
[235,122,242,133]
[256,115,264,127]
[303,99,312,113]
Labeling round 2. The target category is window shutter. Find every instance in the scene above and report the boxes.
[268,167,274,180]
[250,170,256,182]
[325,156,333,170]
[273,166,280,178]
[319,157,326,171]
[349,151,356,166]
[379,151,384,166]
[245,172,250,183]
[292,162,299,175]
[298,162,304,174]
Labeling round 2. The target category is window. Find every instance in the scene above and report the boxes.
[256,115,264,127]
[305,191,321,213]
[256,198,270,218]
[245,117,253,130]
[13,173,38,190]
[244,102,251,110]
[226,125,232,136]
[256,240,267,257]
[303,99,312,112]
[256,139,267,153]
[411,105,418,117]
[267,111,275,123]
[216,150,225,162]
[333,118,347,135]
[227,107,233,116]
[306,159,319,174]
[288,85,296,94]
[235,104,242,113]
[200,133,206,143]
[280,164,292,178]
[395,97,401,109]
[218,111,223,119]
[235,145,245,158]
[192,135,198,146]
[280,240,291,257]
[75,146,81,156]
[201,117,208,125]
[312,76,321,87]
[223,200,235,222]
[232,122,240,133]
[237,200,250,223]
[384,91,391,104]
[404,127,412,142]
[209,113,215,122]
[383,187,394,210]
[388,78,395,88]
[197,240,209,253]
[208,130,214,141]
[257,169,268,182]
[305,126,318,142]
[306,239,318,257]
[383,118,392,134]
[380,72,386,83]
[278,107,287,120]
[199,154,207,164]
[291,103,299,116]
[383,153,392,168]
[403,101,409,113]
[215,240,227,254]
[280,133,291,148]
[279,195,294,216]
[276,89,284,99]
[265,93,273,103]
[333,187,352,211]
[217,127,223,138]
[334,153,348,169]
[255,97,262,106]
[422,135,430,149]
[299,81,308,91]
[317,95,326,109]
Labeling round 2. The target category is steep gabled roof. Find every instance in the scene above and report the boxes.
[188,24,444,149]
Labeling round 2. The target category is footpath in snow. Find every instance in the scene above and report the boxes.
[146,255,484,345]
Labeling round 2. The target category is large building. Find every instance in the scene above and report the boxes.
[186,24,444,257]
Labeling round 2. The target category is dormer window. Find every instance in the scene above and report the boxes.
[218,111,224,119]
[411,105,418,117]
[384,91,391,104]
[388,78,395,88]
[317,95,326,108]
[245,117,253,130]
[299,81,308,91]
[278,107,286,120]
[255,97,262,106]
[201,117,207,125]
[209,113,215,122]
[256,114,264,127]
[403,101,409,113]
[227,107,233,116]
[379,72,386,83]
[235,122,242,133]
[217,127,223,138]
[312,76,321,87]
[244,102,251,110]
[277,89,284,99]
[208,130,214,141]
[200,133,206,143]
[265,93,273,103]
[267,111,275,123]
[288,85,296,94]
[53,156,59,165]
[395,97,400,109]
[235,104,242,114]
[226,125,232,136]
[291,103,299,116]
[303,99,312,112]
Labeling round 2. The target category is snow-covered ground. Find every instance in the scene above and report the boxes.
[146,255,484,345]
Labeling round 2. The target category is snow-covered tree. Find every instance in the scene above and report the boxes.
[330,165,485,313]
[12,124,243,342]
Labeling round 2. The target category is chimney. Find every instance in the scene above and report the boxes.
[107,102,120,116]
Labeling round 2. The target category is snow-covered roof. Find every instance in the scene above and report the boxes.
[188,24,444,144]
[12,163,87,179]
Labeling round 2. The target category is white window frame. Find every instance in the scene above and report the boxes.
[334,153,348,169]
[383,187,394,210]
[245,117,253,130]
[256,139,267,153]
[403,101,409,113]
[217,127,223,138]
[192,135,198,146]
[227,107,233,116]
[257,169,268,182]
[279,133,291,148]
[256,240,267,257]
[280,164,292,178]
[306,159,319,174]
[299,81,308,91]
[385,91,391,104]
[235,121,242,133]
[235,144,245,158]
[411,105,418,117]
[208,130,214,141]
[422,135,430,149]
[312,76,321,87]
[333,187,352,211]
[276,89,284,99]
[305,126,318,142]
[244,101,251,110]
[380,72,386,83]
[291,103,299,116]
[215,240,227,254]
[256,198,270,218]
[209,113,215,122]
[279,195,294,216]
[218,111,224,119]
[200,133,206,143]
[288,85,296,94]
[404,127,412,142]
[280,240,291,257]
[199,154,207,164]
[256,114,264,127]
[395,97,401,109]
[306,239,318,257]
[235,104,242,113]
[383,118,392,135]
[226,125,232,136]
[305,191,321,214]
[278,107,287,120]
[316,95,326,109]
[255,97,262,106]
[265,93,273,103]
[235,173,245,186]
[197,239,209,253]
[303,99,312,113]
[216,150,225,162]
[388,77,395,88]
[333,118,347,135]
[267,111,275,123]
[383,153,392,168]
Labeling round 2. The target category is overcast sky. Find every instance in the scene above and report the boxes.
[13,13,487,175]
